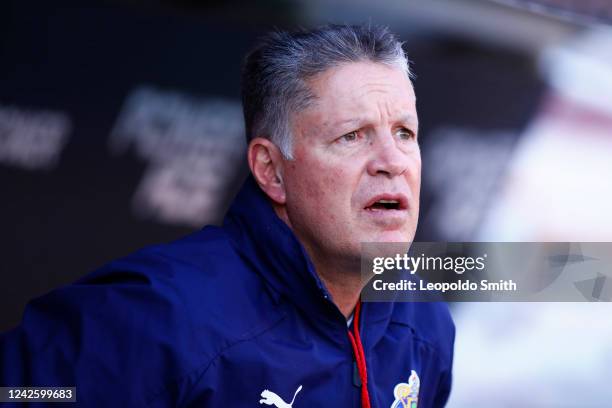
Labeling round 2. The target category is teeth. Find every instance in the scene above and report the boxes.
[377,200,398,204]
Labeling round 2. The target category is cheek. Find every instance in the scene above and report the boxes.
[285,160,323,204]
[414,164,422,193]
[410,153,422,193]
[287,158,351,215]
[311,166,347,210]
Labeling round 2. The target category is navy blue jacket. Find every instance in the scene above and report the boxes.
[1,176,454,407]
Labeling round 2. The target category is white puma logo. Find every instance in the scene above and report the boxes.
[259,385,302,408]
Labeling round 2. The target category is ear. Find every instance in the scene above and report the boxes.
[247,137,286,205]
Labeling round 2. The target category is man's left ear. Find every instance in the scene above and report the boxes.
[247,137,286,205]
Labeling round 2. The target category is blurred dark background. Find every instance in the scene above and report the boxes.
[2,0,612,406]
[1,0,548,330]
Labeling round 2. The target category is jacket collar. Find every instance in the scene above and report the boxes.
[223,175,394,343]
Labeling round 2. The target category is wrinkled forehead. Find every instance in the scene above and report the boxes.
[295,61,417,132]
[311,61,413,96]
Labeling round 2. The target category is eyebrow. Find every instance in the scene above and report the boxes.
[330,113,419,129]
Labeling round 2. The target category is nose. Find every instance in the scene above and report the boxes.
[366,133,411,178]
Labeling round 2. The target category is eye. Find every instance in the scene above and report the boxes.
[395,127,416,140]
[339,131,359,143]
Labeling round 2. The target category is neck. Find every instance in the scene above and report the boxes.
[273,202,363,319]
[315,262,363,319]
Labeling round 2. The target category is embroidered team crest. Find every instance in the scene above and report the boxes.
[390,370,420,408]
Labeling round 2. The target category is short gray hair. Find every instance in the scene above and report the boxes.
[241,23,412,159]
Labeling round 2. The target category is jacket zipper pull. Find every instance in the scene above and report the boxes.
[353,359,362,387]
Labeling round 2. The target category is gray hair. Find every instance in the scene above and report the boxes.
[241,23,412,159]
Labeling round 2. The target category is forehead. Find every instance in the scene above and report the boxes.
[302,61,417,125]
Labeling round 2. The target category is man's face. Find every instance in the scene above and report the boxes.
[280,61,421,266]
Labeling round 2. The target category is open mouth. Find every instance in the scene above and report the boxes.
[368,200,401,210]
[364,195,408,211]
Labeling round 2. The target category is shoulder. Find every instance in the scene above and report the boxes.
[92,226,238,290]
[8,226,281,404]
[79,225,282,347]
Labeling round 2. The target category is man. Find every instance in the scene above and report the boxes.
[1,24,454,407]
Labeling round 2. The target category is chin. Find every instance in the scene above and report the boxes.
[367,229,414,243]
